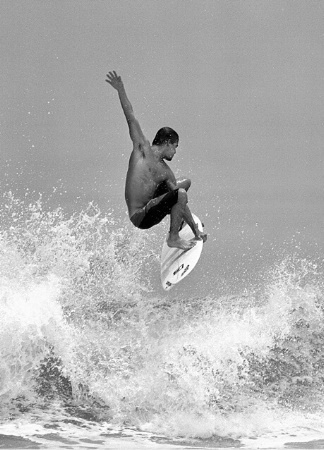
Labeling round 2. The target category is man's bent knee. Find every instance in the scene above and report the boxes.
[177,188,188,204]
[177,178,191,191]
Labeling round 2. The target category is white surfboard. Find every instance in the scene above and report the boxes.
[160,213,204,291]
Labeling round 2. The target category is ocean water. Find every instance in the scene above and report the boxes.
[1,193,324,449]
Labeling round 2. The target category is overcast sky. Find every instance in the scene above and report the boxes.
[1,0,323,295]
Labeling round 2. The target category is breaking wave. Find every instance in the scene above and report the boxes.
[1,192,324,443]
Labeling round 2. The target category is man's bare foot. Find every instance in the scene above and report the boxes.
[167,236,196,251]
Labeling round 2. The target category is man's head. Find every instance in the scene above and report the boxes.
[152,127,179,147]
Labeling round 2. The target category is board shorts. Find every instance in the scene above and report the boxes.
[130,189,179,230]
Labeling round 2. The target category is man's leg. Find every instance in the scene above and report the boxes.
[167,188,204,250]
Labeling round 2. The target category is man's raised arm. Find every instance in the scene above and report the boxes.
[106,71,146,149]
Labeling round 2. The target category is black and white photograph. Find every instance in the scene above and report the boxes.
[0,1,323,448]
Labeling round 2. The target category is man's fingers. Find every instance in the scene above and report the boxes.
[106,71,117,78]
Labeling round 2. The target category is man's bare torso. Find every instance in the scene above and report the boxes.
[125,144,176,218]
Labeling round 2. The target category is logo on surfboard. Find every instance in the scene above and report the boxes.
[173,263,190,277]
[173,264,184,276]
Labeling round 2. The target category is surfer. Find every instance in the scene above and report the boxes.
[106,71,207,251]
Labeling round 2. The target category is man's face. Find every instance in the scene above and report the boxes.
[165,141,178,161]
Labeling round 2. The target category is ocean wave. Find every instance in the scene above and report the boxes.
[1,193,324,441]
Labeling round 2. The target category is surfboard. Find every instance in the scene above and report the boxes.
[160,213,204,291]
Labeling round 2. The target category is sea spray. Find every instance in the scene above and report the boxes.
[0,275,65,403]
[1,193,324,443]
[64,267,324,438]
[0,193,154,417]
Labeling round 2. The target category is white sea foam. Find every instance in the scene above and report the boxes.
[1,194,324,448]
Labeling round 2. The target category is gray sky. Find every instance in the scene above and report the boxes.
[1,0,323,295]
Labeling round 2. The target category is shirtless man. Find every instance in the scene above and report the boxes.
[106,71,207,250]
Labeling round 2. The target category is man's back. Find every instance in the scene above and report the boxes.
[125,143,176,217]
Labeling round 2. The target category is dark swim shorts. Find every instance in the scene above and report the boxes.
[130,189,179,230]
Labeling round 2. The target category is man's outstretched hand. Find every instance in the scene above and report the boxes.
[106,71,124,91]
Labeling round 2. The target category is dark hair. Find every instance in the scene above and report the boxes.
[152,127,179,146]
